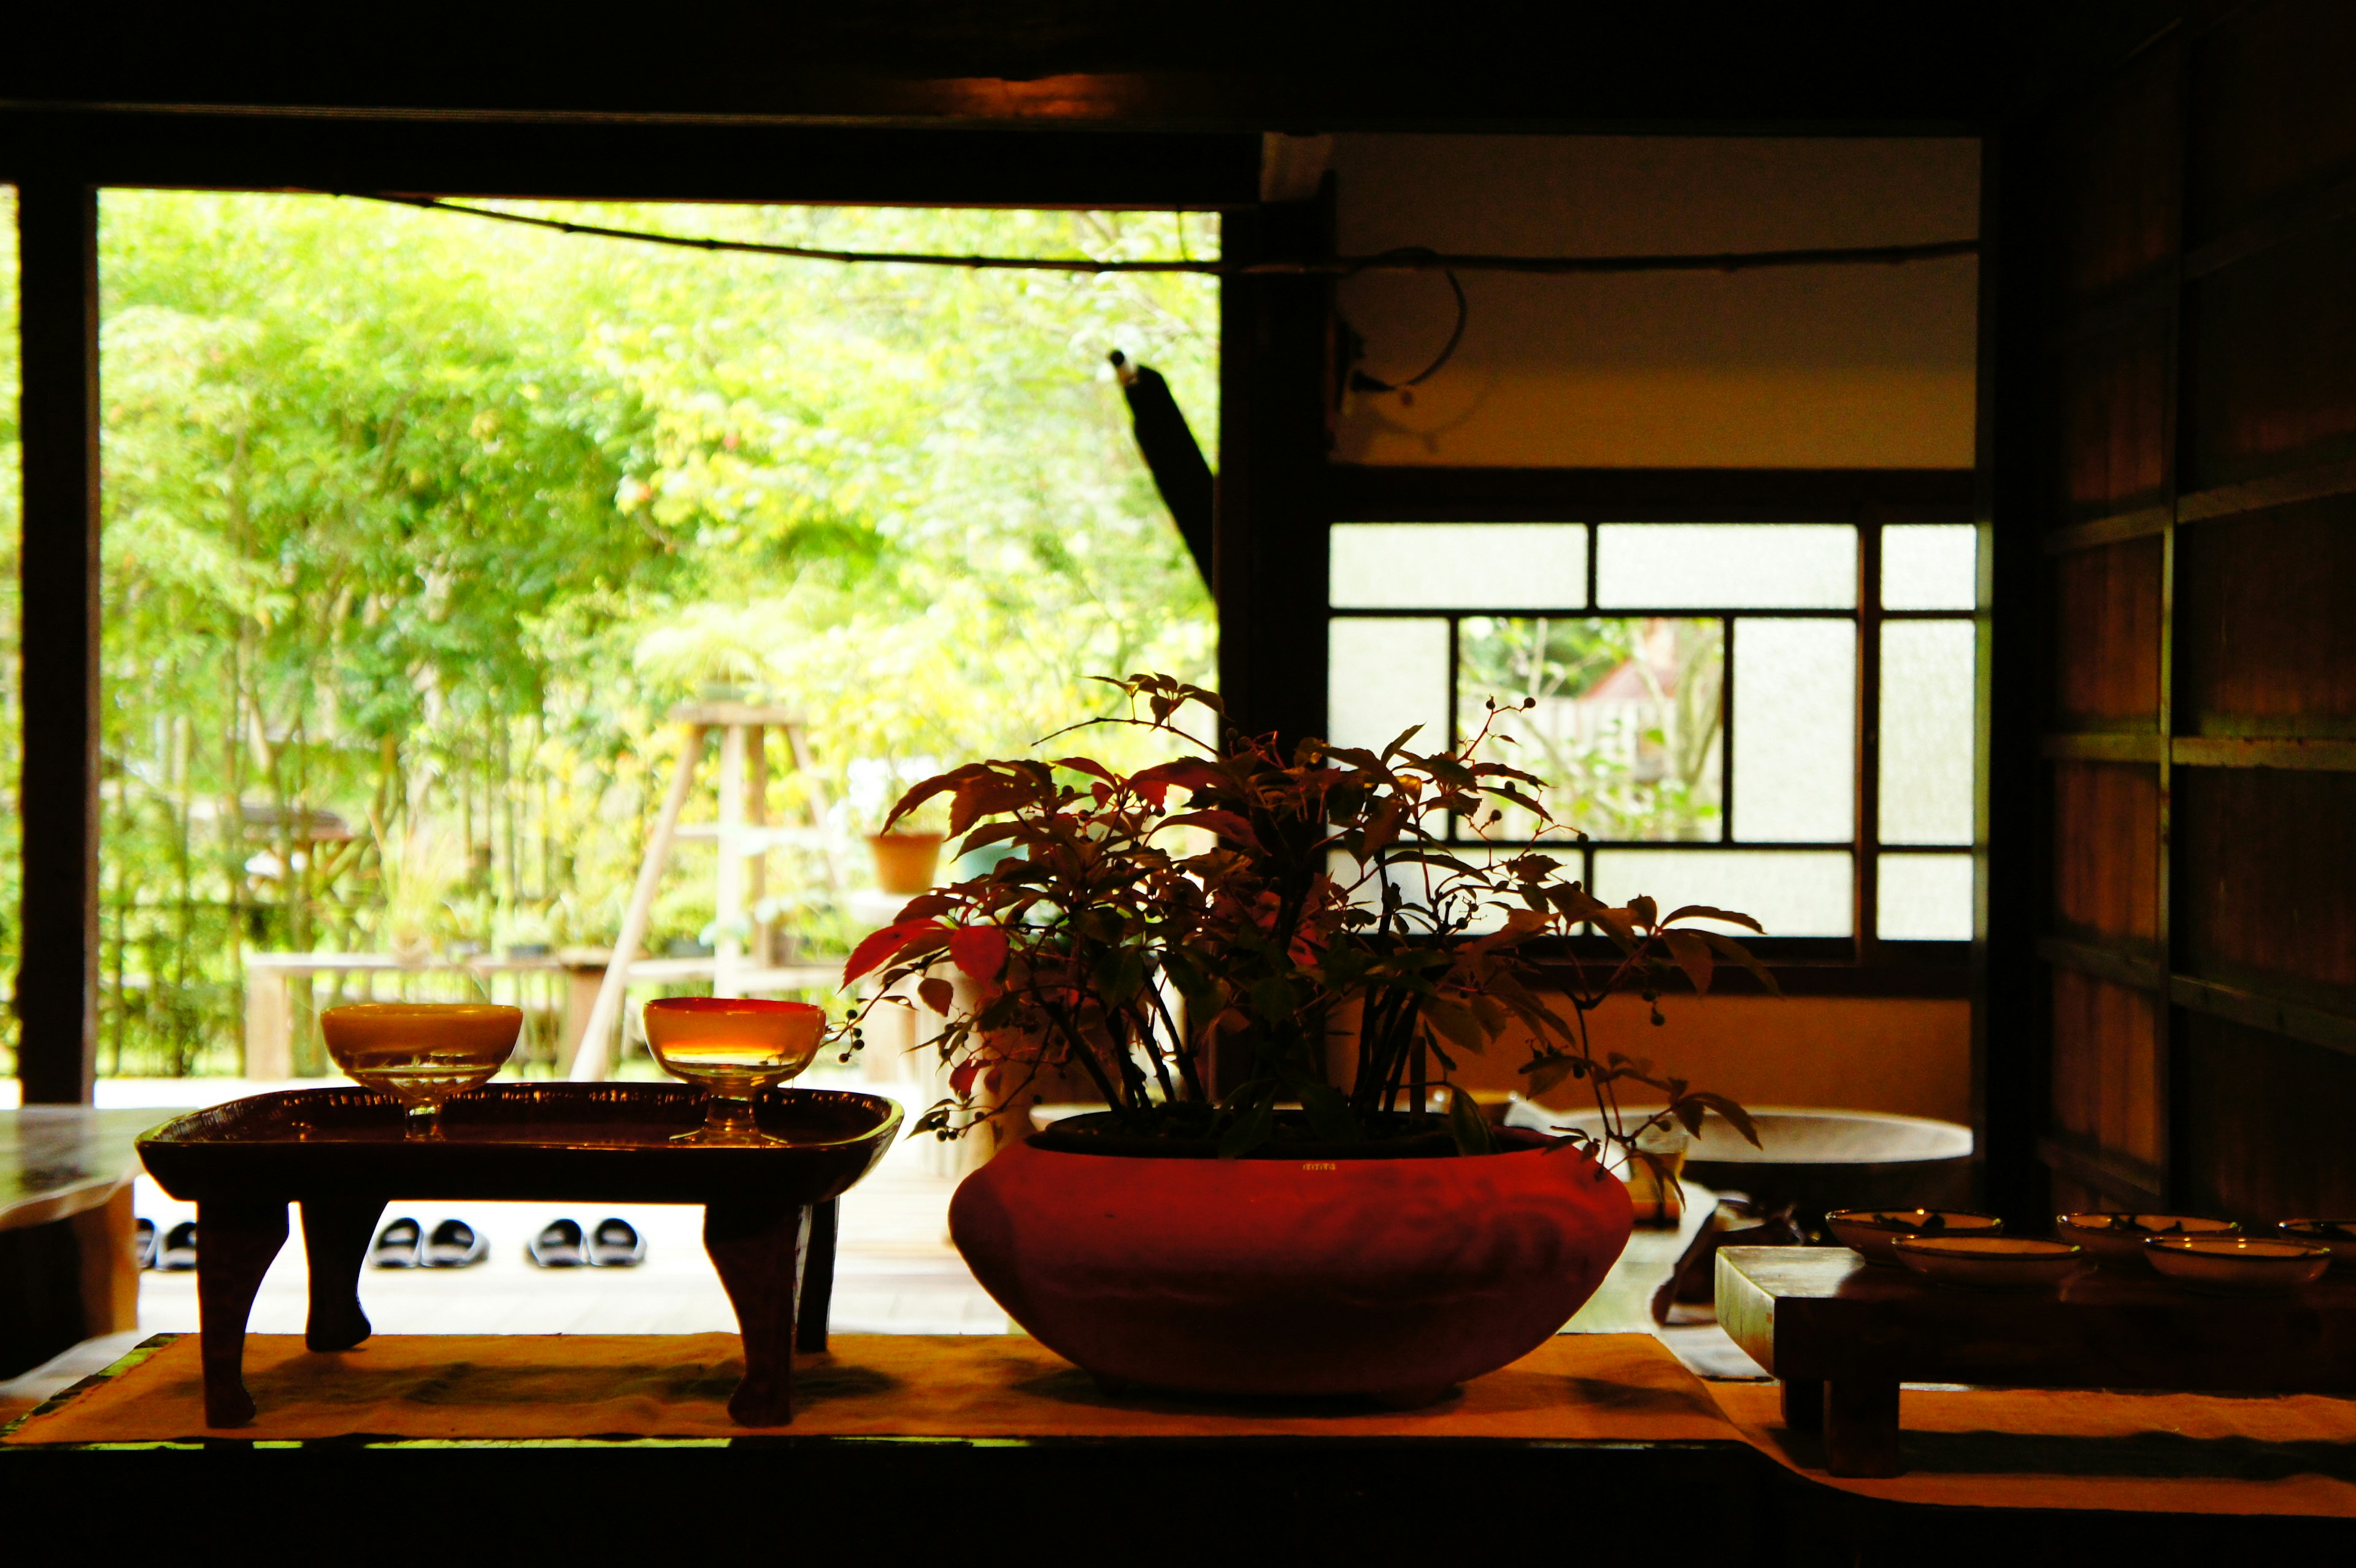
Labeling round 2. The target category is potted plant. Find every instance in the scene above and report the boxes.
[846,674,1769,1404]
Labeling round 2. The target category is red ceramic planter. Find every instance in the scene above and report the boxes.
[949,1129,1633,1402]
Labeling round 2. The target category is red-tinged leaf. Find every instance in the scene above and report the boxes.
[1051,756,1117,783]
[1420,997,1489,1056]
[948,773,1037,837]
[1628,894,1658,930]
[895,893,956,920]
[1159,809,1261,850]
[880,769,974,833]
[1523,1056,1577,1095]
[949,1057,981,1099]
[1663,904,1766,934]
[1128,758,1225,809]
[842,918,944,987]
[1590,906,1639,951]
[1687,1091,1761,1147]
[1380,723,1428,761]
[1701,931,1784,996]
[1662,928,1714,995]
[949,924,1009,983]
[917,975,955,1014]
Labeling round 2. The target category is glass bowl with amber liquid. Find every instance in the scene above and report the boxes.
[320,1002,523,1139]
[642,997,828,1144]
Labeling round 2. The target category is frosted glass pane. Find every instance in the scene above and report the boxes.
[1596,525,1855,609]
[1731,618,1854,842]
[1879,852,1973,940]
[1326,618,1449,753]
[1592,849,1853,937]
[1879,621,1974,844]
[1457,616,1721,842]
[1331,523,1586,610]
[1882,525,1977,610]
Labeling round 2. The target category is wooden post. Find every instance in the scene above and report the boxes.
[1215,198,1331,756]
[242,961,293,1080]
[15,177,103,1105]
[748,725,771,967]
[567,724,706,1080]
[715,722,746,998]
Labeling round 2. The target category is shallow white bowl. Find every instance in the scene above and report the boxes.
[1893,1234,2084,1291]
[2146,1236,2330,1295]
[2056,1212,2239,1269]
[1826,1208,2002,1266]
[2277,1220,2356,1270]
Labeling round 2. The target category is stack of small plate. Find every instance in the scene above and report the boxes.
[1825,1207,2003,1267]
[2055,1212,2238,1269]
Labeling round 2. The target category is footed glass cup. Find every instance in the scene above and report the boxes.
[643,997,828,1144]
[320,1002,522,1139]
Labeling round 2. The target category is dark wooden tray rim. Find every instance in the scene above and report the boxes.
[136,1083,904,1204]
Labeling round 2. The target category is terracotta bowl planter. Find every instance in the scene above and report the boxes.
[866,832,944,895]
[949,1124,1633,1402]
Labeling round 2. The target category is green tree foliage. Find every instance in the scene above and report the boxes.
[0,190,1217,1077]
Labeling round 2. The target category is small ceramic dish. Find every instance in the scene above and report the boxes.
[2277,1220,2356,1270]
[1826,1208,2004,1266]
[2055,1212,2240,1269]
[2146,1236,2330,1295]
[1892,1234,2085,1291]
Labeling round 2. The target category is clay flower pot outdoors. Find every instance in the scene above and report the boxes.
[949,1125,1633,1403]
[866,832,945,895]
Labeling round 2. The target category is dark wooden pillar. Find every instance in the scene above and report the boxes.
[1972,131,2054,1226]
[14,177,102,1105]
[1215,201,1331,753]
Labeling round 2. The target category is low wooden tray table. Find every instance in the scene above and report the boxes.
[135,1083,900,1429]
[1716,1245,2356,1477]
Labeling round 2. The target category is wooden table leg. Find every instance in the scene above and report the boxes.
[195,1199,288,1428]
[704,1199,810,1426]
[796,1197,838,1354]
[299,1199,384,1352]
[1823,1378,1903,1477]
[1780,1377,1823,1433]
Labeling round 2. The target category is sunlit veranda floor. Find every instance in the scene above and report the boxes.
[2,1070,1765,1405]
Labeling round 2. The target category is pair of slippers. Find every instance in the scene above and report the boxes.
[528,1218,645,1269]
[371,1218,488,1269]
[134,1218,194,1271]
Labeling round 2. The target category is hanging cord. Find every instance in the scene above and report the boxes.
[1340,248,1466,395]
[339,193,1976,279]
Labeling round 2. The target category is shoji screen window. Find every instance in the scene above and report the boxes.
[1326,521,1976,948]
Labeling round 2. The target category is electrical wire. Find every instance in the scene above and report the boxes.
[341,193,1977,279]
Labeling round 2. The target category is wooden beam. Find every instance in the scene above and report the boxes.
[0,110,1263,212]
[13,178,101,1105]
[1974,126,2056,1229]
[1326,466,1974,523]
[1214,201,1330,751]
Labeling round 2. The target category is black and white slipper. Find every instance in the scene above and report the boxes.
[133,1217,158,1270]
[587,1217,645,1268]
[422,1218,487,1269]
[371,1216,423,1268]
[527,1218,586,1268]
[157,1220,198,1271]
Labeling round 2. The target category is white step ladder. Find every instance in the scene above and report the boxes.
[567,702,843,1080]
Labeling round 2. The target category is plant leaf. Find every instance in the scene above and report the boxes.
[1687,1091,1761,1148]
[917,975,955,1014]
[1216,1092,1277,1160]
[1663,904,1766,934]
[1448,1086,1496,1155]
[1420,996,1488,1057]
[1662,928,1714,995]
[843,918,944,987]
[1298,1081,1362,1143]
[948,924,1009,982]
